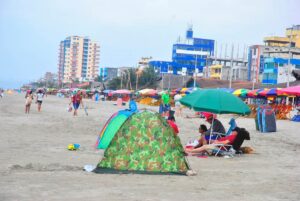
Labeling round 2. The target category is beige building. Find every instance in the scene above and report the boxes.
[264,25,300,48]
[58,36,100,84]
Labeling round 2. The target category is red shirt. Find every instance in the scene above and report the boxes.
[72,94,82,103]
[217,134,236,144]
[168,120,179,135]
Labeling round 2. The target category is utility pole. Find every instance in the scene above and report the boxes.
[193,54,197,89]
[287,25,294,88]
[220,43,223,62]
[167,65,171,90]
[120,71,123,89]
[136,73,139,91]
[229,44,234,89]
[162,72,164,90]
[214,41,217,64]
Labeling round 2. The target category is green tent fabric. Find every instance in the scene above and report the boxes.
[179,89,250,115]
[97,113,129,149]
[94,110,190,175]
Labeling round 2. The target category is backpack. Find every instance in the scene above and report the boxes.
[232,127,250,151]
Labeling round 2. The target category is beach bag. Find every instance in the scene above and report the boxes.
[67,105,72,112]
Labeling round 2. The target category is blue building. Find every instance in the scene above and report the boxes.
[262,57,300,85]
[99,67,118,81]
[149,28,215,75]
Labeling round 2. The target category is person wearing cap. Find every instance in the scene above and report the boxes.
[200,112,225,144]
[185,127,239,155]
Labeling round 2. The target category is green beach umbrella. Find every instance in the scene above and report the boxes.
[179,89,250,115]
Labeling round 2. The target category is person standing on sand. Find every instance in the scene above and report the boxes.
[174,93,183,117]
[69,90,83,116]
[0,89,4,98]
[25,90,34,114]
[36,89,44,112]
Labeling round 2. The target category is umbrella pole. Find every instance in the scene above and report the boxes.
[209,117,215,144]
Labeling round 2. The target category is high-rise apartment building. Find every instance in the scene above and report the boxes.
[58,36,100,84]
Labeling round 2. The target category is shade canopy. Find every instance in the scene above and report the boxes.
[258,88,281,96]
[278,86,300,96]
[180,89,250,115]
[138,88,157,95]
[112,89,132,95]
[233,88,249,97]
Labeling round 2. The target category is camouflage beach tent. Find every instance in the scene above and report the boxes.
[94,110,191,175]
[95,110,135,149]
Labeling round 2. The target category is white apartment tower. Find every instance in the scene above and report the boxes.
[58,36,100,84]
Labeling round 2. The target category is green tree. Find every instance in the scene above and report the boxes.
[107,67,159,90]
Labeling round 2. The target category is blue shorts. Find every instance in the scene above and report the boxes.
[205,135,218,141]
[73,102,80,110]
[163,104,170,112]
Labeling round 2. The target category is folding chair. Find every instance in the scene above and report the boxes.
[212,127,250,157]
[210,118,237,140]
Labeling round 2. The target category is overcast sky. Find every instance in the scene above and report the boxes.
[0,0,299,88]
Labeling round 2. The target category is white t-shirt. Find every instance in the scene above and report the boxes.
[174,94,182,102]
[37,93,44,101]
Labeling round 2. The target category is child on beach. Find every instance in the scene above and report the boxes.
[25,90,34,114]
[36,89,44,112]
[167,116,179,135]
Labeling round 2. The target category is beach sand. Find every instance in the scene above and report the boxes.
[0,93,299,201]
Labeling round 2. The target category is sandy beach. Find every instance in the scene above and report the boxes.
[0,93,300,201]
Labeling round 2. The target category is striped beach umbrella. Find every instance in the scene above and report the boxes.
[258,88,280,97]
[233,88,249,97]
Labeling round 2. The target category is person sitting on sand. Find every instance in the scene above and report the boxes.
[201,112,225,143]
[185,127,239,155]
[194,124,208,148]
[167,116,179,135]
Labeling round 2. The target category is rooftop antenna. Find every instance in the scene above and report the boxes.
[224,43,228,58]
[243,44,246,61]
[220,43,223,58]
[236,43,239,59]
[214,41,217,63]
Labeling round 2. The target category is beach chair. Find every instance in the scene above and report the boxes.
[212,127,250,157]
[210,118,237,140]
